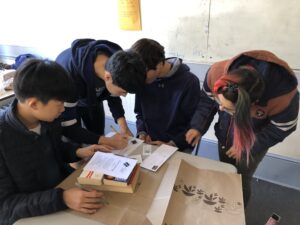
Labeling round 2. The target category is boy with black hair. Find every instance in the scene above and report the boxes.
[131,38,201,152]
[0,59,109,225]
[56,39,146,149]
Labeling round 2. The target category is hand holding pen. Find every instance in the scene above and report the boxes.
[110,125,132,137]
[102,126,128,149]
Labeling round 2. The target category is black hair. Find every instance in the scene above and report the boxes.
[222,68,264,104]
[13,59,75,104]
[104,50,146,93]
[96,50,112,58]
[220,68,265,126]
[131,38,165,70]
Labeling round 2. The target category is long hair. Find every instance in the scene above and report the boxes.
[213,66,265,162]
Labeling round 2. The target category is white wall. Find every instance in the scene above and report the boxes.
[1,0,300,159]
[0,0,120,59]
[2,0,300,68]
[0,0,210,61]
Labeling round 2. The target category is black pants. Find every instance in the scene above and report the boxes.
[218,143,268,206]
[77,103,105,136]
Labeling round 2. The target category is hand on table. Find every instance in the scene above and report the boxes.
[63,188,106,214]
[76,144,113,159]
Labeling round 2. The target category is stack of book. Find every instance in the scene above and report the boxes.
[77,152,140,193]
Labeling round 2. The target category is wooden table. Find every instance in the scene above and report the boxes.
[15,146,238,225]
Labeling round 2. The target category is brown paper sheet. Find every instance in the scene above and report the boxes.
[162,160,246,225]
[58,163,167,225]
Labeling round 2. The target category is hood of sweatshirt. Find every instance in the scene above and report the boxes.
[163,57,190,79]
[1,99,35,137]
[67,39,122,106]
[71,39,122,82]
[0,99,58,139]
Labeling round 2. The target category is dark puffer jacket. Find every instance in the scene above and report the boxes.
[0,99,80,225]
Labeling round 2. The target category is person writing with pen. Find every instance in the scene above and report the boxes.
[56,39,146,149]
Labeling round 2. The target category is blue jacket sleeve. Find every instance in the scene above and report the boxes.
[0,153,67,225]
[60,101,100,144]
[106,96,125,123]
[190,76,219,135]
[172,76,201,150]
[252,92,299,153]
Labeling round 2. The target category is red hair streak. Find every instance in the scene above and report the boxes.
[213,74,255,163]
[213,78,228,93]
[213,75,241,93]
[233,123,256,163]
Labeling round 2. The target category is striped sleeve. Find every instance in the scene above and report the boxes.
[60,101,78,127]
[60,100,100,144]
[252,92,299,153]
[270,117,298,132]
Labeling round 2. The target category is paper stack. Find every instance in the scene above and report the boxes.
[77,152,140,193]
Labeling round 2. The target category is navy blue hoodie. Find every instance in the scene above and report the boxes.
[135,58,201,150]
[56,39,125,143]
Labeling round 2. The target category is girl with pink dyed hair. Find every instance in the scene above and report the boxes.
[186,50,299,205]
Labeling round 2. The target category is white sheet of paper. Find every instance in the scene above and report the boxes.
[113,137,144,156]
[105,132,144,156]
[142,144,153,156]
[128,154,143,163]
[83,152,137,179]
[141,144,178,172]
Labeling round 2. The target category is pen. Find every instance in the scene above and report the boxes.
[110,125,118,133]
[110,125,129,140]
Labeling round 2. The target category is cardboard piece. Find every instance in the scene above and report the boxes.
[77,170,104,186]
[77,165,141,193]
[162,160,246,225]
